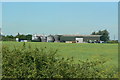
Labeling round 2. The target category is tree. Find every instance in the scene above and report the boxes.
[2,35,15,41]
[6,35,14,38]
[15,33,20,38]
[26,34,32,40]
[91,32,96,35]
[91,29,110,42]
[2,33,32,41]
[15,33,32,40]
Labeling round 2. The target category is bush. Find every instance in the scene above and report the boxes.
[2,43,119,78]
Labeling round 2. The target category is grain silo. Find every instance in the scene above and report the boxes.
[47,35,55,42]
[41,36,47,42]
[54,35,61,42]
[32,34,42,42]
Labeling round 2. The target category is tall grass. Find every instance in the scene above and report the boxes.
[2,42,119,78]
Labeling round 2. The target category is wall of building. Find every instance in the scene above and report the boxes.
[83,36,100,42]
[60,36,76,42]
[60,36,100,42]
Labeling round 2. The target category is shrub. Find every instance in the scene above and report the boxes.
[2,43,119,78]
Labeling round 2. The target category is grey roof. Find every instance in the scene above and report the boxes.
[62,34,101,37]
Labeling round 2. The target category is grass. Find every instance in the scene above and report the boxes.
[2,41,119,78]
[2,41,118,66]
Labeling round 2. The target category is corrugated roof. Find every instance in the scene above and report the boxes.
[62,34,101,37]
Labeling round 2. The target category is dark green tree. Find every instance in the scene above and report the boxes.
[26,34,32,40]
[91,32,96,35]
[2,35,15,41]
[2,33,32,41]
[91,29,109,42]
[100,30,109,42]
[6,35,14,38]
[15,33,32,40]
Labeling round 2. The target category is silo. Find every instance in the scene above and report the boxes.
[47,35,55,42]
[54,35,61,42]
[38,37,42,42]
[32,34,41,42]
[41,36,47,42]
[34,37,41,42]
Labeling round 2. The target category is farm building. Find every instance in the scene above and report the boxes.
[16,38,28,42]
[32,34,47,42]
[60,35,101,43]
[32,34,102,43]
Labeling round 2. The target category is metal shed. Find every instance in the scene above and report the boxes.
[60,35,101,43]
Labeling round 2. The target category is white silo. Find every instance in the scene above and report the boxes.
[47,35,55,42]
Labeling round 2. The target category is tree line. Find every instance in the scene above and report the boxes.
[91,29,109,42]
[2,33,32,41]
[91,29,118,43]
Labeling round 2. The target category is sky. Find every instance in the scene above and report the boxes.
[2,2,118,40]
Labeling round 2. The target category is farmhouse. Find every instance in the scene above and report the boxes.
[32,34,102,43]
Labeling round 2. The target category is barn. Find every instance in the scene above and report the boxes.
[59,35,101,43]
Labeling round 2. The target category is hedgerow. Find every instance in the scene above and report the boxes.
[2,43,119,78]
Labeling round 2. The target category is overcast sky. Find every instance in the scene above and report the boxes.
[2,2,118,40]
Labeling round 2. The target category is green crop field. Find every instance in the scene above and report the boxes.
[2,41,119,78]
[2,41,118,65]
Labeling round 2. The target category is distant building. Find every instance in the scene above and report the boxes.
[16,38,28,42]
[32,34,47,42]
[47,35,55,42]
[60,35,101,43]
[32,34,102,43]
[16,38,19,42]
[20,40,28,42]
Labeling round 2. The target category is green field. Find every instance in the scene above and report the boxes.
[2,41,118,66]
[2,41,119,78]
